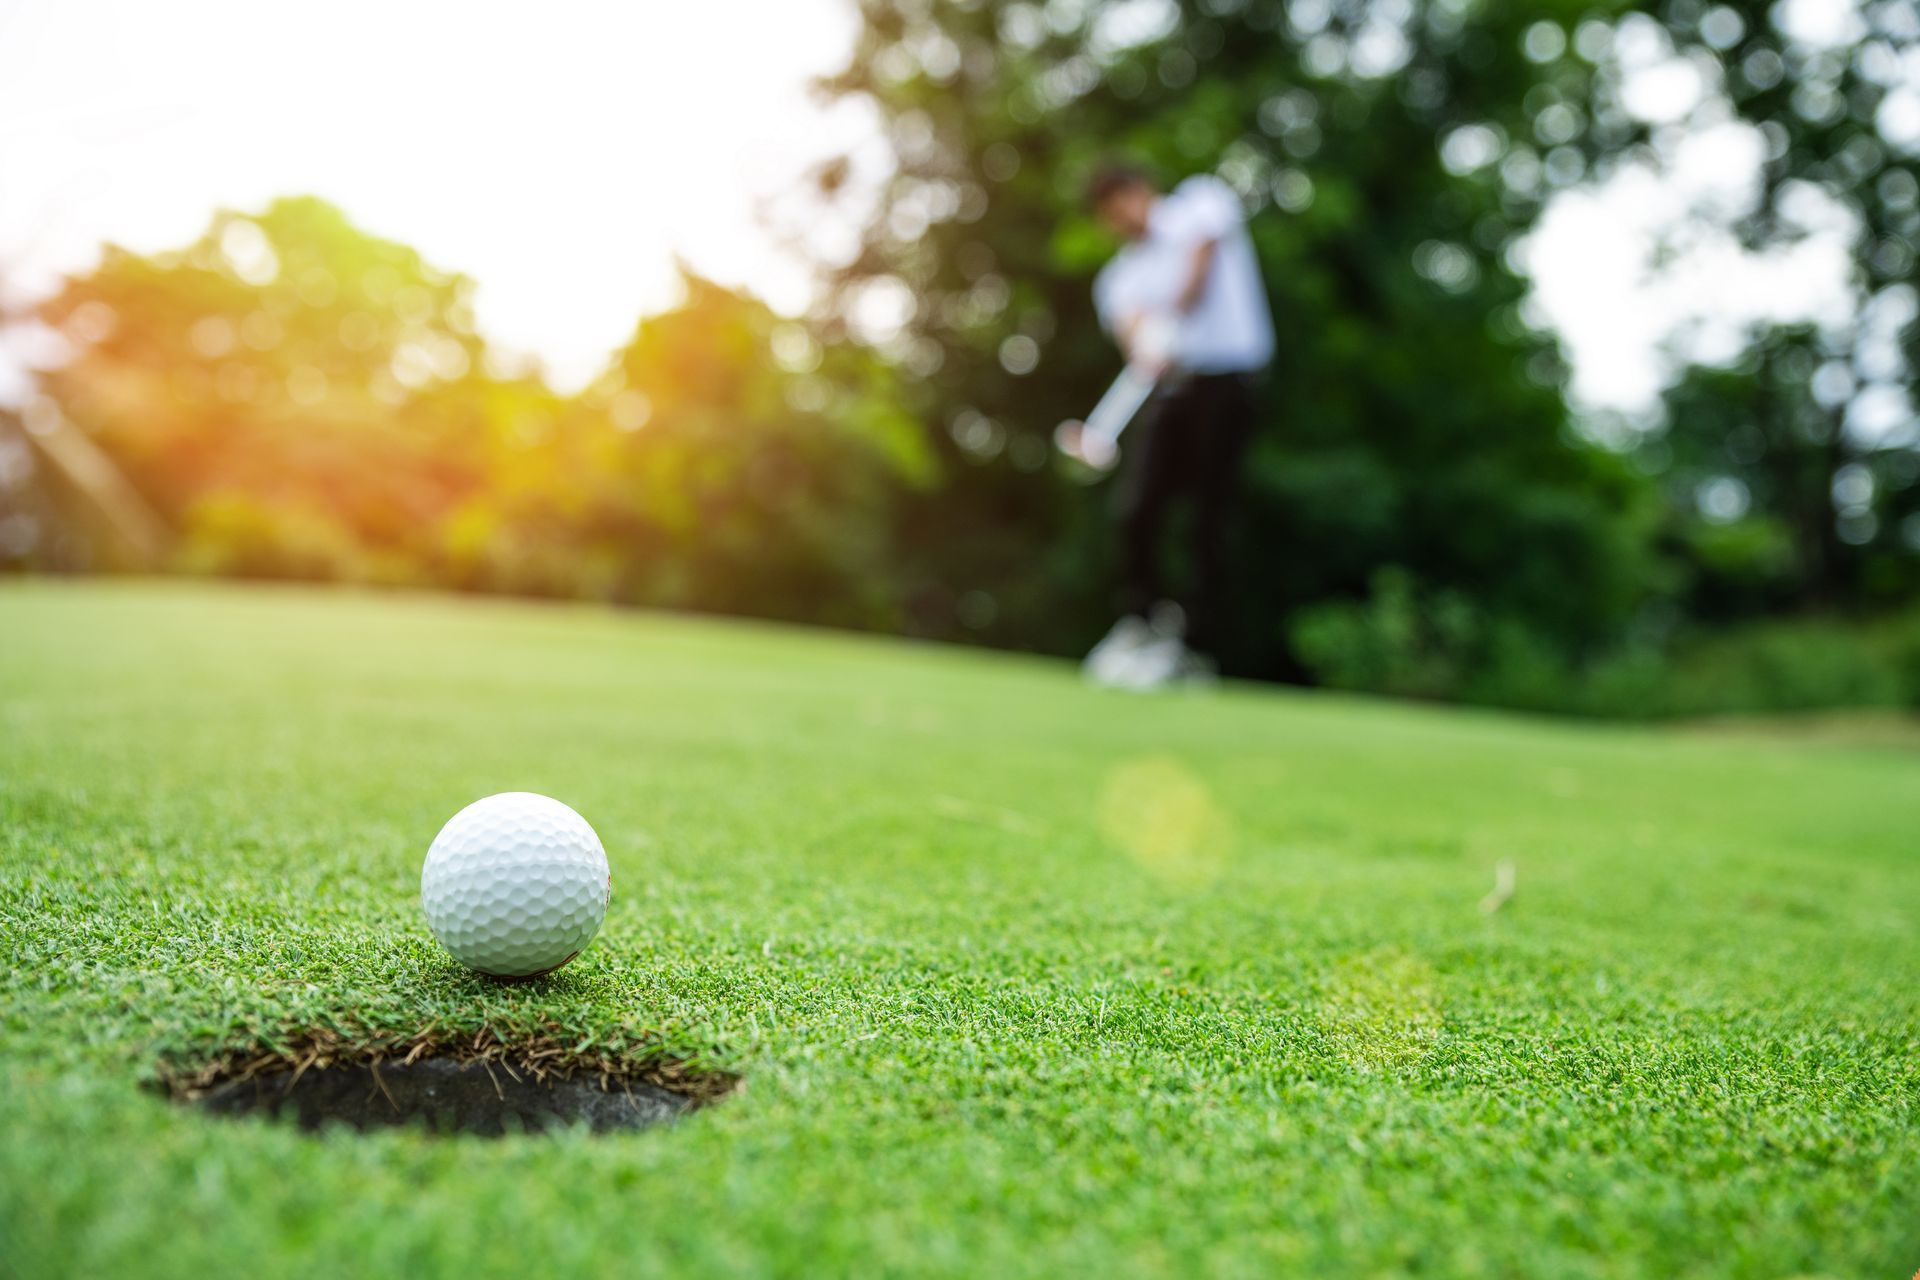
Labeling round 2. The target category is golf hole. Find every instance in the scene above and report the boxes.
[164,1037,737,1138]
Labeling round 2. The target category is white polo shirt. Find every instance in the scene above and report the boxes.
[1092,175,1274,375]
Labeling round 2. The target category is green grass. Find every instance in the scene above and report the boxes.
[2,580,1915,1278]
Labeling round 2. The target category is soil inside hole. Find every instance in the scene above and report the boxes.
[193,1057,695,1135]
[172,1036,736,1137]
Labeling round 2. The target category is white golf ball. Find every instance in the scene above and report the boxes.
[420,792,611,978]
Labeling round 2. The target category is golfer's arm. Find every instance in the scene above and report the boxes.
[1176,238,1218,313]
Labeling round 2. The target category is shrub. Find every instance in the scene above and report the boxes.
[1291,567,1920,719]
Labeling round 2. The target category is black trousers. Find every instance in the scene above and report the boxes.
[1113,371,1257,653]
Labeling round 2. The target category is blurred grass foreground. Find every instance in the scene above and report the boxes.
[2,579,1916,1275]
[5,0,1920,719]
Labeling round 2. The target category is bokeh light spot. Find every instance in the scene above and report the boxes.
[610,390,652,431]
[66,302,117,345]
[190,316,236,359]
[1321,948,1443,1074]
[219,219,280,286]
[1096,756,1233,890]
[998,334,1039,375]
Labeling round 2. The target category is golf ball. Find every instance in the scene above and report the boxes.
[420,792,611,978]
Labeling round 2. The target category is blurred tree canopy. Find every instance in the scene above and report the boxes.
[6,0,1919,716]
[1622,0,1920,619]
[811,0,1919,690]
[814,0,1669,679]
[21,197,932,629]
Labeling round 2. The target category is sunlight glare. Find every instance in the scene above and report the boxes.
[0,0,867,390]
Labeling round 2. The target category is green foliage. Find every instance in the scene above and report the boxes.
[10,0,1917,720]
[1654,613,1920,716]
[5,582,1917,1276]
[1290,566,1597,709]
[1295,566,1920,716]
[809,0,1919,700]
[815,0,1666,673]
[28,199,933,628]
[578,277,934,627]
[1290,567,1481,701]
[1629,0,1920,606]
[1649,342,1920,620]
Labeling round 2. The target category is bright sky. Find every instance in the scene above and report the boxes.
[0,0,1884,426]
[1516,7,1898,432]
[0,0,872,394]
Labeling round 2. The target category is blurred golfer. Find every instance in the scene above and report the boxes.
[1078,164,1273,689]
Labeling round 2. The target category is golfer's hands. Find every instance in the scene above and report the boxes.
[1121,312,1177,379]
[1125,345,1170,380]
[1054,421,1119,472]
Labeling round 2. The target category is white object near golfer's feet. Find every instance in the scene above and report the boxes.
[1082,614,1157,685]
[1082,602,1216,691]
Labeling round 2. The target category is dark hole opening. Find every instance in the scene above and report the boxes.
[176,1050,732,1138]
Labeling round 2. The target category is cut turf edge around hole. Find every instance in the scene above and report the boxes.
[155,1028,740,1138]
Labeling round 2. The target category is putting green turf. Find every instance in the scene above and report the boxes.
[2,580,1914,1278]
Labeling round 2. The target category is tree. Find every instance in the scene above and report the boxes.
[812,0,1664,681]
[35,197,486,581]
[28,200,935,628]
[562,271,935,626]
[1601,0,1920,612]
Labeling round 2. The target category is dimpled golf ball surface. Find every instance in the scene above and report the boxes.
[421,793,611,977]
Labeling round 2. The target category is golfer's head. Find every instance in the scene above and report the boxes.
[1087,164,1157,241]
